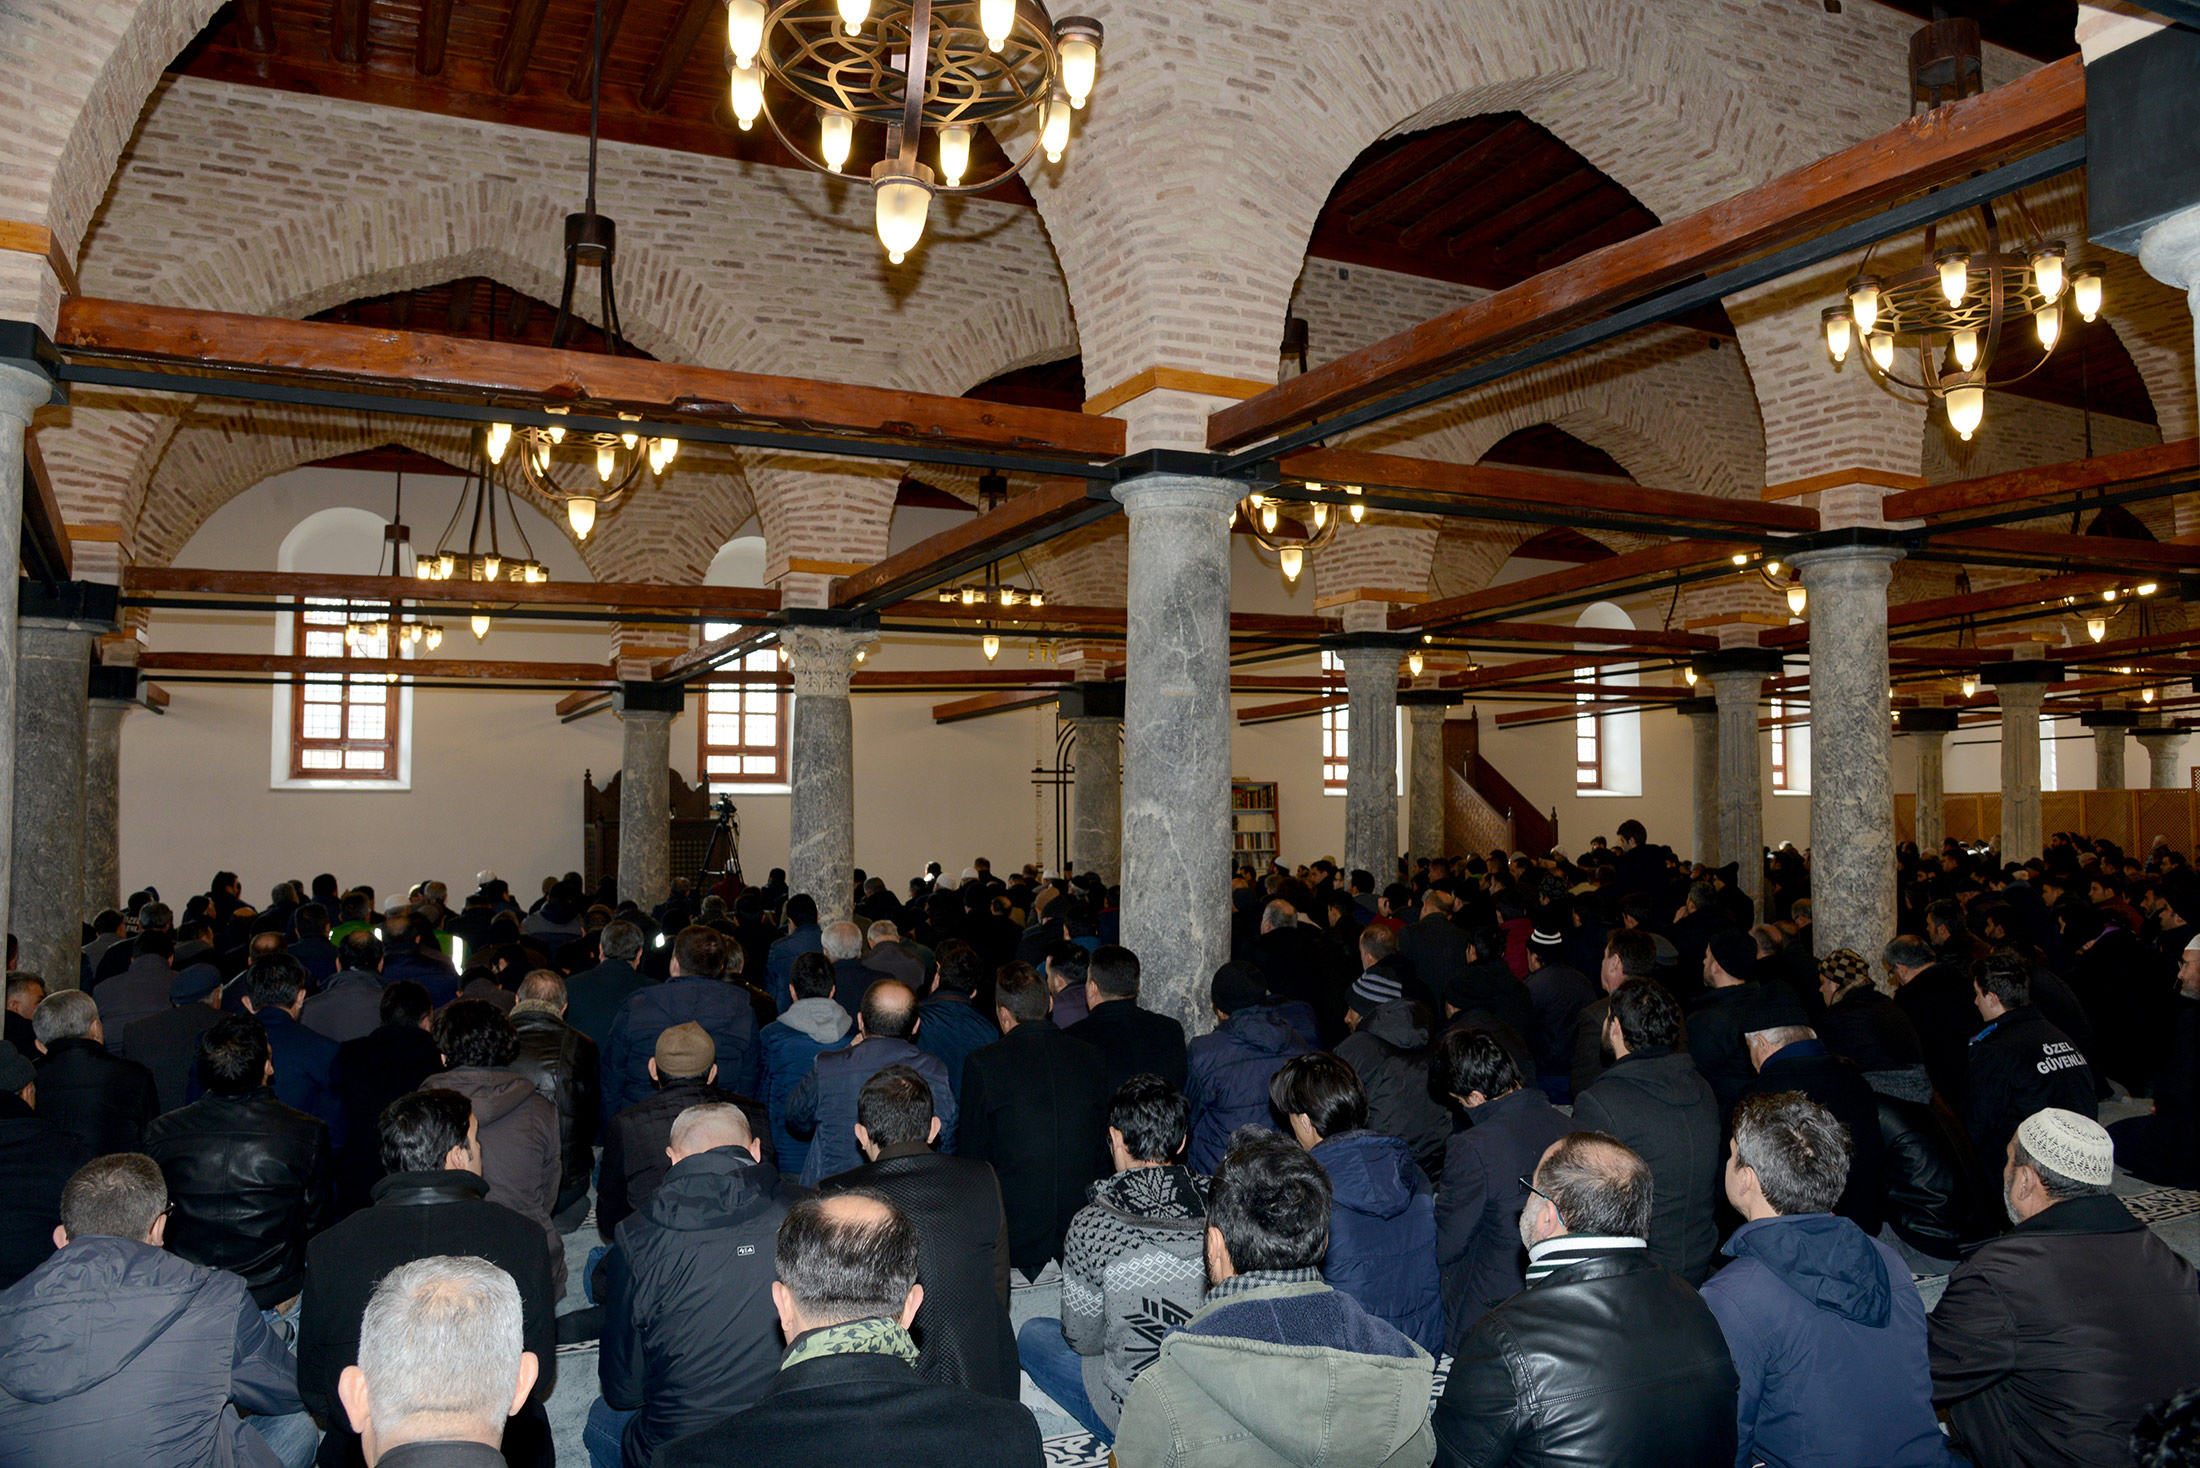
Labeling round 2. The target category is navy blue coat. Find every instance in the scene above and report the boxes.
[603,974,763,1117]
[757,1001,855,1180]
[257,1007,345,1149]
[1184,1002,1316,1172]
[764,925,823,1011]
[915,993,998,1100]
[1436,1085,1572,1348]
[1313,1129,1446,1354]
[784,1037,957,1186]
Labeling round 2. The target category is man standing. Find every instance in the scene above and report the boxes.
[1931,1109,2200,1467]
[1571,979,1720,1283]
[1964,952,2097,1171]
[0,1046,87,1288]
[1521,927,1597,1104]
[1433,1028,1572,1346]
[1334,970,1450,1177]
[911,942,998,1103]
[338,1256,541,1468]
[332,981,443,1213]
[1398,889,1471,1014]
[960,965,1111,1282]
[1433,1132,1737,1468]
[31,989,158,1155]
[1687,931,1806,1116]
[2114,931,2200,1186]
[821,1067,1017,1398]
[431,1000,564,1294]
[1065,944,1187,1093]
[1702,1094,1953,1468]
[1112,1130,1436,1468]
[122,963,228,1114]
[763,895,824,1011]
[1570,929,1656,1099]
[1734,1021,1889,1233]
[96,928,176,1053]
[784,981,956,1187]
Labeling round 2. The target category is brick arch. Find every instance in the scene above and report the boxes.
[886,285,1082,399]
[743,460,902,608]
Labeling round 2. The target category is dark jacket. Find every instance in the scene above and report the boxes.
[1962,1005,2097,1170]
[297,1168,556,1426]
[758,998,855,1181]
[331,1021,444,1213]
[786,1037,957,1187]
[1736,1041,1887,1235]
[1687,981,1807,1116]
[1569,993,1614,1100]
[1065,996,1189,1094]
[655,1347,1044,1468]
[0,1235,305,1468]
[822,1141,1017,1398]
[0,1094,89,1289]
[1434,1247,1738,1468]
[603,973,762,1117]
[1700,1213,1955,1468]
[1436,1086,1572,1345]
[1450,957,1537,1041]
[1184,1003,1315,1172]
[1334,999,1452,1172]
[299,968,385,1045]
[1894,963,1983,1108]
[96,956,177,1055]
[1877,1090,1996,1262]
[1524,962,1598,1094]
[255,1007,344,1145]
[1313,1129,1445,1354]
[1250,922,1353,1046]
[508,1004,601,1215]
[1398,914,1471,1009]
[602,1146,791,1467]
[960,1020,1111,1276]
[144,1087,333,1308]
[33,1036,158,1156]
[915,990,1001,1101]
[564,957,653,1046]
[1930,1195,2200,1468]
[433,1066,564,1295]
[1572,1047,1721,1283]
[1817,983,1926,1076]
[762,923,824,1011]
[120,1002,224,1115]
[598,1077,774,1240]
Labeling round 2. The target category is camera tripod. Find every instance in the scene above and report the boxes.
[695,793,741,892]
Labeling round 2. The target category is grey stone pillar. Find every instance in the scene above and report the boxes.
[1791,545,1901,962]
[0,367,51,957]
[1402,692,1456,866]
[1987,660,2057,861]
[84,694,134,919]
[2083,708,2138,792]
[1060,682,1122,888]
[1677,697,1720,867]
[1114,473,1236,1035]
[1701,650,1780,922]
[784,622,876,926]
[11,585,114,988]
[1902,708,1958,857]
[614,683,679,910]
[2138,720,2189,790]
[1338,642,1402,885]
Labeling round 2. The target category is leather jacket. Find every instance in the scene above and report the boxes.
[508,1006,601,1213]
[1876,1091,1996,1263]
[143,1087,334,1307]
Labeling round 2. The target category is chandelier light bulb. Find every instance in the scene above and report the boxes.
[2035,303,2061,350]
[819,109,854,173]
[982,633,1001,662]
[1347,485,1364,522]
[1030,591,1044,608]
[727,0,765,66]
[980,0,1015,49]
[1278,544,1304,583]
[620,431,639,450]
[1847,275,1882,335]
[1684,667,1698,687]
[1821,307,1851,364]
[938,124,971,187]
[1787,583,1808,616]
[1731,552,1749,567]
[1936,250,1970,306]
[2145,687,2157,704]
[1945,385,1985,442]
[1260,502,1279,534]
[438,552,456,578]
[872,161,936,264]
[837,0,869,33]
[532,442,552,473]
[1952,328,1979,372]
[485,422,512,463]
[1246,491,1266,511]
[1408,651,1424,678]
[1961,675,1977,698]
[1041,89,1072,163]
[414,560,434,581]
[2105,588,2118,602]
[567,495,599,540]
[777,646,788,666]
[2088,616,2108,642]
[658,437,678,465]
[546,424,566,445]
[471,610,491,640]
[1312,502,1328,530]
[596,444,617,481]
[483,554,502,580]
[2072,264,2104,323]
[2031,244,2066,302]
[1057,27,1099,108]
[2139,582,2160,597]
[1868,332,1895,373]
[962,587,978,606]
[729,63,763,130]
[426,625,443,651]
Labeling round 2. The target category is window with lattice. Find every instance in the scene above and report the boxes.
[1321,650,1348,794]
[1575,666,1603,789]
[291,599,399,780]
[701,640,788,789]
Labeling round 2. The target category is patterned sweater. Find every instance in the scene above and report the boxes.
[1060,1163,1212,1431]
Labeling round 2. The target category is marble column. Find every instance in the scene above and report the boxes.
[83,696,134,919]
[784,623,875,926]
[1677,697,1720,867]
[1792,545,1901,962]
[12,597,109,987]
[2083,709,2137,792]
[1339,644,1401,885]
[1705,652,1778,921]
[2138,720,2190,790]
[1989,665,2053,861]
[1067,713,1122,888]
[1114,473,1236,1035]
[1402,694,1454,866]
[1902,708,1958,857]
[0,367,49,956]
[615,693,676,910]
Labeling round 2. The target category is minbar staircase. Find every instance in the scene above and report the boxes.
[1444,709,1559,859]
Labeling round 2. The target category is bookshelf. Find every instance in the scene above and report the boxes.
[1231,779,1279,868]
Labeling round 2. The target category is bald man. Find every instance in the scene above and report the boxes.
[594,1102,793,1468]
[783,980,958,1186]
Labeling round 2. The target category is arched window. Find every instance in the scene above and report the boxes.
[699,534,791,791]
[272,507,415,790]
[1574,601,1641,797]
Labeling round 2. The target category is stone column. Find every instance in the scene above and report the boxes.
[2138,718,2190,790]
[784,622,876,926]
[1338,643,1402,885]
[2083,708,2138,792]
[83,693,134,919]
[1114,473,1236,1035]
[614,683,679,911]
[1987,660,2057,861]
[1791,545,1901,962]
[1702,650,1780,921]
[11,584,114,987]
[1902,708,1958,857]
[0,366,51,955]
[1677,697,1720,867]
[1402,692,1456,866]
[1060,683,1123,888]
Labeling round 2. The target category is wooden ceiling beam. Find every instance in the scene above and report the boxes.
[1393,538,1751,631]
[1210,55,2086,451]
[123,566,785,613]
[1882,438,2200,521]
[1237,694,1347,725]
[329,0,369,63]
[1486,187,1637,272]
[1929,527,2200,572]
[142,652,614,681]
[415,0,453,74]
[21,434,71,582]
[1434,619,1718,652]
[493,0,554,94]
[1336,129,1495,232]
[932,688,1062,724]
[567,0,631,102]
[637,0,716,112]
[831,477,1110,610]
[237,0,279,53]
[1439,169,1604,260]
[1760,569,2123,648]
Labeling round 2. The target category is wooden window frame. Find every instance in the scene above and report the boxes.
[1770,699,1788,791]
[700,641,790,789]
[1574,667,1603,790]
[1321,650,1348,794]
[289,600,400,781]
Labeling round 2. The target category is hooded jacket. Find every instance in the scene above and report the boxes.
[1061,1164,1210,1431]
[0,1235,304,1468]
[1185,1004,1315,1172]
[1113,1278,1436,1468]
[601,1147,791,1467]
[432,1065,565,1296]
[1334,1000,1451,1172]
[1312,1130,1446,1354]
[758,996,856,1179]
[1700,1213,1955,1468]
[598,1076,773,1240]
[1571,1047,1720,1284]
